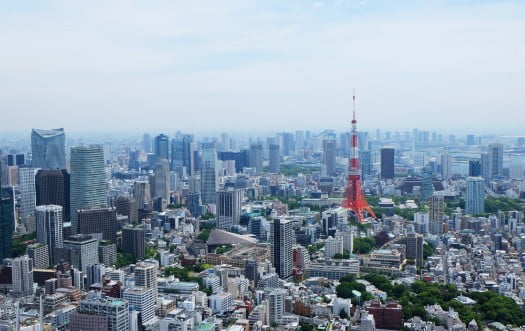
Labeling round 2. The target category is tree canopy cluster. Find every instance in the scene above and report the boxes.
[360,273,525,327]
[352,237,376,254]
[335,274,373,304]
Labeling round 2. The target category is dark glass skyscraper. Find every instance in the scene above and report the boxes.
[0,185,14,260]
[31,128,66,169]
[36,169,70,222]
[380,147,395,179]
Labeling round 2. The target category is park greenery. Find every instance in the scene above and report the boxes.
[197,222,215,241]
[308,242,324,256]
[333,250,350,259]
[352,237,376,254]
[335,274,373,304]
[215,244,232,254]
[357,273,525,327]
[12,232,36,257]
[116,252,136,268]
[279,164,320,176]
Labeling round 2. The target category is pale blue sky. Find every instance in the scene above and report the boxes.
[0,0,524,134]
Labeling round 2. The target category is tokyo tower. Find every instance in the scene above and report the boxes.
[342,92,377,222]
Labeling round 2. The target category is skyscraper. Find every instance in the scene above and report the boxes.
[11,255,34,297]
[323,139,336,176]
[429,194,444,222]
[0,182,14,260]
[249,143,263,173]
[269,144,280,173]
[18,166,37,226]
[77,207,118,242]
[466,177,485,215]
[406,233,423,267]
[70,145,106,234]
[182,134,195,176]
[268,289,285,324]
[421,166,434,201]
[142,133,152,153]
[170,137,184,172]
[480,152,490,184]
[154,134,169,161]
[133,181,151,211]
[35,169,70,222]
[200,143,218,205]
[122,224,145,261]
[31,128,66,169]
[154,159,170,203]
[469,160,481,177]
[114,196,138,224]
[62,234,99,272]
[270,219,294,280]
[36,205,63,265]
[488,143,504,179]
[380,147,395,179]
[135,261,157,297]
[216,189,242,230]
[440,152,452,179]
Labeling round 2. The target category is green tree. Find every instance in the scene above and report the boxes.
[353,237,376,254]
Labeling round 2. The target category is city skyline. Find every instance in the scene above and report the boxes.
[1,0,524,132]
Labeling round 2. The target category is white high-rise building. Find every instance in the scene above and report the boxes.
[70,145,106,234]
[325,236,344,258]
[216,188,242,230]
[200,143,218,205]
[335,231,354,254]
[268,289,285,324]
[466,176,485,215]
[123,287,156,327]
[271,219,294,280]
[135,261,158,297]
[35,205,63,265]
[12,255,34,297]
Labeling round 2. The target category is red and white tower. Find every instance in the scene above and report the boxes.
[342,91,377,222]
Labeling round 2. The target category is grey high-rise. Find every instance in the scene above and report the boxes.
[466,176,485,215]
[154,159,170,202]
[31,128,66,169]
[216,189,242,230]
[488,143,503,179]
[70,145,106,234]
[18,166,37,222]
[154,134,169,161]
[249,143,263,173]
[269,144,280,173]
[200,143,218,205]
[36,205,64,265]
[323,139,336,176]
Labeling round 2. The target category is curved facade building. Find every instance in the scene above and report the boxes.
[31,128,66,169]
[70,145,107,234]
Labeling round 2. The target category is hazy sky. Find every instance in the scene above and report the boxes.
[1,0,524,134]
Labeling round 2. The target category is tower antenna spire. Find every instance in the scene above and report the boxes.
[352,88,356,122]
